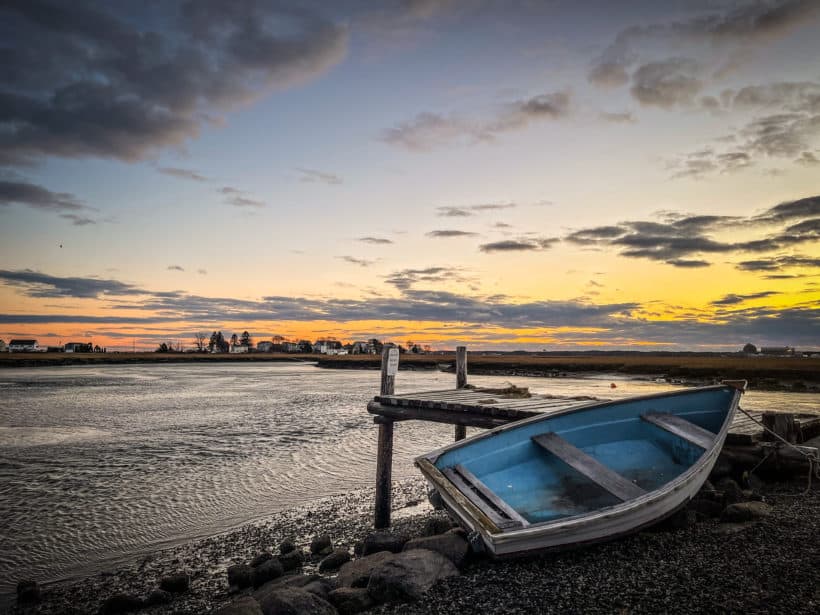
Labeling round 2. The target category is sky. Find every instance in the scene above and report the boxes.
[0,0,818,351]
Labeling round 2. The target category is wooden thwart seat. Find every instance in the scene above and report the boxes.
[532,432,646,502]
[641,412,715,450]
[442,464,528,529]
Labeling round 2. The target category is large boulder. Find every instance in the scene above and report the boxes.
[361,531,409,555]
[252,558,284,589]
[336,551,396,588]
[279,538,296,554]
[214,596,264,615]
[403,533,470,568]
[328,587,374,615]
[251,552,273,568]
[253,574,324,600]
[256,588,337,615]
[228,564,253,590]
[278,549,305,572]
[99,593,143,614]
[422,516,454,536]
[318,549,351,572]
[159,573,189,593]
[367,549,458,603]
[721,501,773,522]
[310,535,333,556]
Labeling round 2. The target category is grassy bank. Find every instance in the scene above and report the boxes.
[1,352,819,388]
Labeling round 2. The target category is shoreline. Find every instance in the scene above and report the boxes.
[6,476,818,614]
[1,352,819,393]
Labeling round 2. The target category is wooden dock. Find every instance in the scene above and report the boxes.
[367,346,820,528]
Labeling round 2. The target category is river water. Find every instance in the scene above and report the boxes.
[0,362,817,595]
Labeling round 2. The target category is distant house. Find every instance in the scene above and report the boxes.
[230,344,249,353]
[351,341,374,354]
[297,340,313,353]
[760,346,795,356]
[8,339,39,352]
[64,342,93,353]
[0,340,6,352]
[257,341,274,353]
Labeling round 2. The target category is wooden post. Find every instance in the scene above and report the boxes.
[374,344,397,528]
[762,412,799,444]
[454,346,467,441]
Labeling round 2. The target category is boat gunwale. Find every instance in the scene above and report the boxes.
[415,384,742,547]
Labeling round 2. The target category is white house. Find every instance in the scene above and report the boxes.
[0,340,6,352]
[8,339,39,352]
[230,344,249,354]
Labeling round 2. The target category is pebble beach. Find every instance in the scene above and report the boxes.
[7,474,818,615]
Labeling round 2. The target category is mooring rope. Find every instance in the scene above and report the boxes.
[737,405,820,494]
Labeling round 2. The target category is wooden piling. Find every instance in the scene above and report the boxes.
[455,346,467,441]
[762,412,799,444]
[374,345,397,528]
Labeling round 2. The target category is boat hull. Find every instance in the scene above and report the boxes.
[416,384,742,556]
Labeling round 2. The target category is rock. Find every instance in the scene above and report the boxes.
[278,549,305,572]
[251,552,273,567]
[367,549,458,603]
[253,574,324,599]
[302,577,338,599]
[214,596,264,615]
[447,526,468,540]
[353,542,364,557]
[713,522,755,535]
[310,535,333,555]
[228,564,254,590]
[337,551,396,588]
[144,589,173,606]
[427,488,445,510]
[362,531,409,555]
[328,587,375,615]
[99,593,143,614]
[403,533,470,568]
[252,558,284,589]
[742,489,764,502]
[715,477,744,505]
[422,516,454,536]
[709,456,733,481]
[279,538,296,554]
[319,548,352,572]
[159,573,189,593]
[255,588,337,615]
[16,580,40,604]
[721,501,773,522]
[688,497,724,518]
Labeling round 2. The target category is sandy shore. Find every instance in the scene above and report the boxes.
[7,476,819,614]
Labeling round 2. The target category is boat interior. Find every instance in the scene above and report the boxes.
[432,387,735,527]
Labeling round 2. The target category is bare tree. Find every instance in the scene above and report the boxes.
[194,332,207,352]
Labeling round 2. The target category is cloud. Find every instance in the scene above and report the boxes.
[426,229,478,238]
[197,269,208,275]
[3,268,818,348]
[479,237,558,253]
[219,186,266,208]
[157,167,208,182]
[59,213,96,226]
[384,266,466,290]
[358,236,394,244]
[589,1,820,90]
[337,256,375,267]
[382,91,571,150]
[600,111,636,123]
[735,255,820,272]
[0,179,91,213]
[668,148,753,179]
[296,168,343,185]
[630,58,703,108]
[0,1,348,166]
[796,151,820,165]
[435,203,516,217]
[493,222,512,228]
[563,194,819,267]
[167,265,185,272]
[0,269,143,298]
[711,291,780,306]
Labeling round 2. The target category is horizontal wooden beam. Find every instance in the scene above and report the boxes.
[368,401,517,428]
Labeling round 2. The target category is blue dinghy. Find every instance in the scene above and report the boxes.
[416,383,744,556]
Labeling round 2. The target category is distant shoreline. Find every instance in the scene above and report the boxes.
[1,351,818,392]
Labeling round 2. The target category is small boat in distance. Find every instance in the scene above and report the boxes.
[416,382,744,557]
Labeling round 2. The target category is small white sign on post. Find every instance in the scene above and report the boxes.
[386,347,400,376]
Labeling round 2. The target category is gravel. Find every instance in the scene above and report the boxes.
[5,478,818,614]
